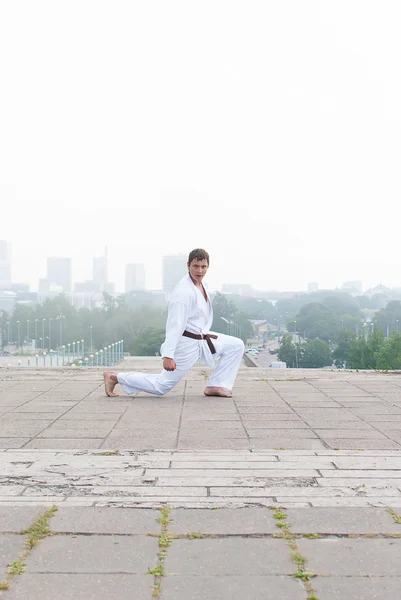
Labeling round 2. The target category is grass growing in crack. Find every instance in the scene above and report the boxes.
[8,558,26,575]
[188,532,205,539]
[20,505,58,549]
[151,506,172,598]
[272,507,319,600]
[96,450,119,456]
[0,581,10,590]
[387,508,401,524]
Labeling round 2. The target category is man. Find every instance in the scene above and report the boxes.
[103,248,244,398]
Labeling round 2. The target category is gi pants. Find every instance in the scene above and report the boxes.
[117,334,244,396]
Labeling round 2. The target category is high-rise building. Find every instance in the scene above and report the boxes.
[125,263,146,292]
[93,248,108,292]
[47,257,72,293]
[162,253,188,293]
[308,282,319,292]
[0,240,11,290]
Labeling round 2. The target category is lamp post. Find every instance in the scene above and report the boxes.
[35,319,38,346]
[62,345,65,366]
[104,347,108,366]
[397,319,399,334]
[221,316,230,335]
[81,339,85,359]
[6,322,10,348]
[100,349,103,366]
[67,343,70,363]
[17,321,20,349]
[90,326,93,353]
[42,319,46,350]
[26,320,30,344]
[95,352,99,366]
[48,318,52,351]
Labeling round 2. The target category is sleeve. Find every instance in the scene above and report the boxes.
[160,300,189,360]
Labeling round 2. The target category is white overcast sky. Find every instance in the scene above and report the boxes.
[1,1,400,293]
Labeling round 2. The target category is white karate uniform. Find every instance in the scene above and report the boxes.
[117,274,244,396]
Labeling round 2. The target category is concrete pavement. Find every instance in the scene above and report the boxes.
[1,359,401,598]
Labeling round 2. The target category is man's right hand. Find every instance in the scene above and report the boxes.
[163,357,176,372]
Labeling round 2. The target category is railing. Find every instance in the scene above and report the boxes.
[26,340,124,367]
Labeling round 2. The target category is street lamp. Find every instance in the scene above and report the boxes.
[221,316,230,335]
[26,319,30,342]
[17,321,20,349]
[397,319,399,334]
[48,318,53,351]
[6,322,10,347]
[90,325,93,353]
[42,319,46,350]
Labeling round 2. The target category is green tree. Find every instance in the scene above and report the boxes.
[277,333,298,368]
[375,332,401,370]
[130,327,165,356]
[298,339,332,368]
[332,330,356,367]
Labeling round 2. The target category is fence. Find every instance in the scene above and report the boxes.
[25,340,124,367]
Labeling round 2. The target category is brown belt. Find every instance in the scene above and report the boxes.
[182,330,218,354]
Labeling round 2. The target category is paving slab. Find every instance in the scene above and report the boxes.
[284,507,401,533]
[25,535,158,573]
[4,574,153,600]
[313,577,401,600]
[165,538,294,575]
[0,506,44,531]
[161,575,306,600]
[169,508,277,534]
[0,534,27,579]
[297,538,401,576]
[51,507,160,533]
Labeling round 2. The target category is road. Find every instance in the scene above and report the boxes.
[246,339,280,367]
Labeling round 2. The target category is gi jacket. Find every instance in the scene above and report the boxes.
[160,274,216,369]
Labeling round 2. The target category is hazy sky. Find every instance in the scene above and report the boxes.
[1,1,400,293]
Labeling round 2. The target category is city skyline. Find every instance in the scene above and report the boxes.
[1,239,400,297]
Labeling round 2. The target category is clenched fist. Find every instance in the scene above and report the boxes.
[163,357,176,372]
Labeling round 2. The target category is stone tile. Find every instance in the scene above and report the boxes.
[250,438,326,450]
[313,576,401,600]
[165,539,293,575]
[0,534,28,579]
[285,507,401,533]
[0,438,30,448]
[26,535,158,573]
[297,539,401,576]
[37,428,108,439]
[242,414,303,422]
[169,508,277,534]
[317,429,388,439]
[0,422,53,437]
[5,574,153,600]
[246,429,318,438]
[238,407,294,414]
[243,422,309,429]
[304,421,372,429]
[323,439,400,450]
[52,507,160,534]
[177,439,250,450]
[162,575,306,599]
[0,506,44,531]
[23,439,103,449]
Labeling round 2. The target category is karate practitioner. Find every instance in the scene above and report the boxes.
[103,248,244,398]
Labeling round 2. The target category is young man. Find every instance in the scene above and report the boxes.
[103,248,244,398]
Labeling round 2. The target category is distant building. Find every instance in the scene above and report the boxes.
[342,280,362,294]
[0,240,11,290]
[308,282,319,292]
[10,282,30,293]
[93,248,108,292]
[125,263,146,293]
[47,257,72,293]
[162,253,187,293]
[74,281,99,293]
[221,283,253,296]
[125,289,167,309]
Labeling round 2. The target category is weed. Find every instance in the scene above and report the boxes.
[387,508,401,524]
[8,559,26,575]
[188,532,205,539]
[21,505,58,549]
[0,581,10,590]
[148,564,164,576]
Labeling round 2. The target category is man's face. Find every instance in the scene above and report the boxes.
[188,259,209,283]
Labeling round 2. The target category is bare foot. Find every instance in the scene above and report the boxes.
[103,371,119,397]
[204,386,232,398]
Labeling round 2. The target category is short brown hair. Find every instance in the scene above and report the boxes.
[188,248,210,265]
